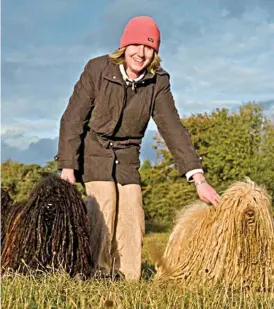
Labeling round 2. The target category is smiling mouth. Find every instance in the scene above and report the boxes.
[133,58,144,63]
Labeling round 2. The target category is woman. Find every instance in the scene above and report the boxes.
[57,16,220,280]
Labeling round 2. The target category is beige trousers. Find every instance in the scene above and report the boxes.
[85,181,145,280]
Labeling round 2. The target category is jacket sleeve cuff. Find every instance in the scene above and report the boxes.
[55,158,79,170]
[185,169,204,182]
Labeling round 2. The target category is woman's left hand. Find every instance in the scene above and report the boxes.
[195,182,220,206]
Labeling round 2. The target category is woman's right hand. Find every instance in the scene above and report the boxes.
[61,168,76,184]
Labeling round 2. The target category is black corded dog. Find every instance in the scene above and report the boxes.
[1,175,95,278]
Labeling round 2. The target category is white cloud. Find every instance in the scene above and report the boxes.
[1,118,60,150]
[2,97,65,123]
[2,46,105,127]
[161,17,274,111]
[5,45,100,67]
[1,125,40,150]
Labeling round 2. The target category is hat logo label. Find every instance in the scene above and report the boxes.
[148,37,154,42]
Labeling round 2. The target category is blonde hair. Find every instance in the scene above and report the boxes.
[109,47,161,75]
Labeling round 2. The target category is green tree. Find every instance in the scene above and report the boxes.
[141,102,274,223]
[2,103,272,217]
[1,160,43,202]
[140,159,152,171]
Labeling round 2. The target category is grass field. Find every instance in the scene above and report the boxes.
[2,233,274,309]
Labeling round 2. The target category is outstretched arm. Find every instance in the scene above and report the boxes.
[152,74,219,205]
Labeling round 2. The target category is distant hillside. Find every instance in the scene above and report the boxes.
[1,130,158,166]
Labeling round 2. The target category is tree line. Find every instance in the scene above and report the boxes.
[2,103,274,224]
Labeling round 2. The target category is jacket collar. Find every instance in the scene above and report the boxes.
[102,56,156,85]
[119,64,145,83]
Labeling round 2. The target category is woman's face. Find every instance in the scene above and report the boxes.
[124,44,154,79]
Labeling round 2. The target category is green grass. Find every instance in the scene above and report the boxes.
[2,233,274,309]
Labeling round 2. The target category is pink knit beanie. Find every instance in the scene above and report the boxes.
[120,16,161,53]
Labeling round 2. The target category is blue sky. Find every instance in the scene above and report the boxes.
[2,0,274,163]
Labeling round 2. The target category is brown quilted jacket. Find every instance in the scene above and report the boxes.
[57,55,202,184]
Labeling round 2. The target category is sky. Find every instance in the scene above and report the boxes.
[2,0,274,164]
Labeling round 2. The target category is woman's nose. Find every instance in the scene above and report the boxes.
[137,45,145,57]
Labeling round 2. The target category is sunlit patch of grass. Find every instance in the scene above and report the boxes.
[2,233,274,309]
